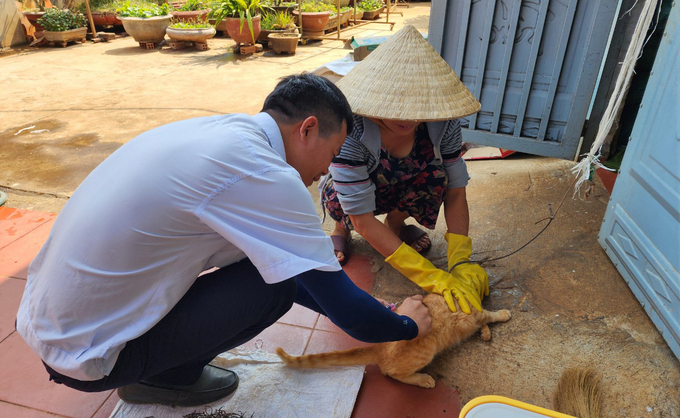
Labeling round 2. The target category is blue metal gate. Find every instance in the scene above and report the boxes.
[428,0,618,159]
[598,4,680,360]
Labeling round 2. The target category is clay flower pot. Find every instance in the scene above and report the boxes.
[268,32,300,54]
[362,6,384,20]
[166,26,216,43]
[292,10,331,37]
[43,27,87,46]
[224,15,261,45]
[23,11,46,36]
[91,11,122,26]
[208,18,228,36]
[119,15,173,43]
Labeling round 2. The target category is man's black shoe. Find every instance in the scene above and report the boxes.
[117,365,239,407]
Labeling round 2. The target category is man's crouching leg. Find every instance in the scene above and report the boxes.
[44,258,297,407]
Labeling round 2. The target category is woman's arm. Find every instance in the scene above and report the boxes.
[348,213,403,258]
[443,187,469,236]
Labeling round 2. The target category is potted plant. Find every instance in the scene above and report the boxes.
[292,0,332,37]
[351,4,363,21]
[268,32,300,54]
[37,7,88,46]
[116,1,172,44]
[21,0,49,35]
[209,0,270,45]
[171,0,210,22]
[262,0,296,14]
[257,10,296,43]
[73,0,124,27]
[166,18,216,43]
[358,0,383,20]
[339,6,352,26]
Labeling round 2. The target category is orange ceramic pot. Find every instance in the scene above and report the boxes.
[224,15,261,45]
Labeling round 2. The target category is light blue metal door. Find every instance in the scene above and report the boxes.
[428,0,618,159]
[599,5,680,360]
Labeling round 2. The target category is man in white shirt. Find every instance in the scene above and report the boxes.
[16,73,431,407]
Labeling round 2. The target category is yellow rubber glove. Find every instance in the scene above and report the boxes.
[445,233,489,300]
[385,242,482,314]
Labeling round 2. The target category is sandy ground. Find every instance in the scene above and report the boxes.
[1,2,678,416]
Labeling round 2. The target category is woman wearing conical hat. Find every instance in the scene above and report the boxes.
[320,25,488,313]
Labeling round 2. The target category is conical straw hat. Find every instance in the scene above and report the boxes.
[336,25,481,122]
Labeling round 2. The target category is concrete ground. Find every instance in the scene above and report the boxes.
[1,2,678,417]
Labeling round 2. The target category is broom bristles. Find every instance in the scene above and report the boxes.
[553,367,603,418]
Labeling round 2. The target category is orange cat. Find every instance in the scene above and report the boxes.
[276,294,511,388]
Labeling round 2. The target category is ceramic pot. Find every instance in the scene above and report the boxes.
[43,27,87,45]
[362,6,384,20]
[258,27,298,43]
[340,10,351,26]
[352,10,364,20]
[118,15,173,43]
[324,14,339,32]
[166,26,216,42]
[171,9,210,23]
[292,10,331,37]
[91,11,122,26]
[23,11,46,34]
[208,18,229,37]
[224,15,261,45]
[268,32,300,54]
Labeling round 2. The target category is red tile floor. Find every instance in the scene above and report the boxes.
[0,206,461,417]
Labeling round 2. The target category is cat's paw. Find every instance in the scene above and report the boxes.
[480,324,491,341]
[415,373,436,388]
[499,309,512,322]
[392,372,436,388]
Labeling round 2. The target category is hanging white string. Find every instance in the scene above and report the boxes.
[571,0,661,197]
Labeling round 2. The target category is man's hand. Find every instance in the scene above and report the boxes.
[396,295,432,338]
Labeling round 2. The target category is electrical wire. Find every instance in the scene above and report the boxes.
[449,176,578,273]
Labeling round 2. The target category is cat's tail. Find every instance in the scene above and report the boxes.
[552,367,602,418]
[276,346,379,368]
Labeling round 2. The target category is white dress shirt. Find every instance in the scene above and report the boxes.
[16,112,340,381]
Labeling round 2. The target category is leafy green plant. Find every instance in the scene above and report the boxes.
[73,0,157,14]
[358,0,382,12]
[116,0,170,17]
[299,1,334,13]
[261,10,294,30]
[176,0,209,11]
[262,0,295,6]
[169,18,212,28]
[37,7,86,31]
[208,0,271,43]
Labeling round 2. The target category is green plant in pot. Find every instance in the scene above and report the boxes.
[73,0,125,26]
[166,17,216,44]
[37,7,88,45]
[116,0,173,44]
[38,7,86,31]
[294,0,333,36]
[208,0,271,45]
[258,10,295,42]
[358,0,382,17]
[172,0,210,22]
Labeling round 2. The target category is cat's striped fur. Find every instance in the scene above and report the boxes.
[276,294,511,388]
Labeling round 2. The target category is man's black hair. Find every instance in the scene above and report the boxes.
[261,73,353,137]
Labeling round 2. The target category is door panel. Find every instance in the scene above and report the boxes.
[599,5,680,359]
[429,0,618,159]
